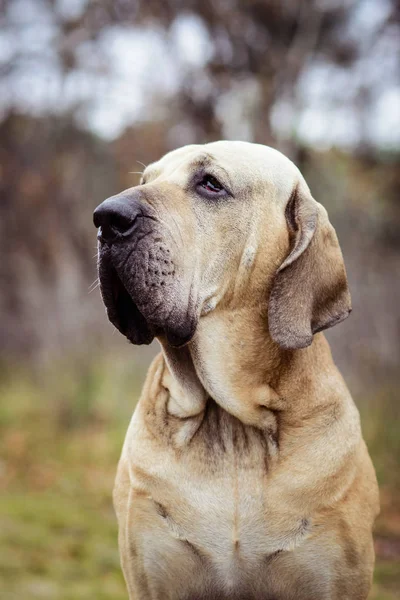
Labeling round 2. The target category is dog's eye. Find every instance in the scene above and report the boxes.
[199,175,224,194]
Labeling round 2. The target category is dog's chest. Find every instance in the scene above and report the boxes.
[125,402,312,583]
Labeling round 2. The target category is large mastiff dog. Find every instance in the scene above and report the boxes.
[94,142,379,599]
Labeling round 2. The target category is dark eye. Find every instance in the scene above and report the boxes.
[199,175,224,194]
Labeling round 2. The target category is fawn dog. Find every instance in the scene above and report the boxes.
[94,141,379,599]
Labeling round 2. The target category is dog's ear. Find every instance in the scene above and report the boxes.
[268,183,351,350]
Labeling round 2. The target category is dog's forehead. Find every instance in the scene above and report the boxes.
[148,141,300,193]
[205,141,298,174]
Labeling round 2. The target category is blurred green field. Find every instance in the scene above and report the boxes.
[0,356,399,600]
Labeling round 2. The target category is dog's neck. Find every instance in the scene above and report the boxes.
[159,307,341,430]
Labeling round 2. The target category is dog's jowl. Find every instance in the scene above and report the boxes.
[94,141,379,600]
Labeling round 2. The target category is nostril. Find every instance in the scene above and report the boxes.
[108,212,132,233]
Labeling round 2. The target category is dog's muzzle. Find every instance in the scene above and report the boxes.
[93,191,197,347]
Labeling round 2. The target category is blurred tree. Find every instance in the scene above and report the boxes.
[0,0,398,151]
[0,112,117,361]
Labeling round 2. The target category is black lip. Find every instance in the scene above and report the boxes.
[99,261,197,348]
[113,273,153,344]
[99,259,154,345]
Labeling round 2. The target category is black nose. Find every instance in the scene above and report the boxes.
[93,194,142,241]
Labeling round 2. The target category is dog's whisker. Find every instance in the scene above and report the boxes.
[88,282,101,294]
[136,160,147,169]
[88,278,100,293]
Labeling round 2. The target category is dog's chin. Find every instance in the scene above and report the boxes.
[99,266,197,348]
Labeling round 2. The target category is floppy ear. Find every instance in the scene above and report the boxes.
[268,183,351,350]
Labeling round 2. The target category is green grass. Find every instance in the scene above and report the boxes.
[0,357,398,599]
[0,355,143,599]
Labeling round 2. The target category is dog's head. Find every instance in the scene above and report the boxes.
[94,141,351,350]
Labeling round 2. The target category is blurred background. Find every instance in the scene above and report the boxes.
[0,0,399,598]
